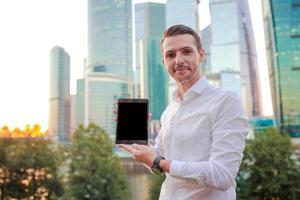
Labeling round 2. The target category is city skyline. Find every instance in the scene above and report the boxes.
[0,0,272,129]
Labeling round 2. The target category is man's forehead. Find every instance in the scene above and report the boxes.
[162,34,197,52]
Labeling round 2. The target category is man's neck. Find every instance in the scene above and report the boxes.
[176,76,201,101]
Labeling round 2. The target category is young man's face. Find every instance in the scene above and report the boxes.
[162,34,205,86]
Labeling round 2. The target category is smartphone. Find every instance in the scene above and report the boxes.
[116,98,148,144]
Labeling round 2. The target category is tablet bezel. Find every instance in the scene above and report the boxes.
[115,98,148,145]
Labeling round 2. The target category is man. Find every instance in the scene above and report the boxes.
[119,24,248,200]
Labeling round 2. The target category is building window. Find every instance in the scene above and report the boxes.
[291,34,300,39]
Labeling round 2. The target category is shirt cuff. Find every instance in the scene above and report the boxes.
[169,160,185,177]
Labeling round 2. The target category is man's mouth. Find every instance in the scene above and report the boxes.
[175,68,189,73]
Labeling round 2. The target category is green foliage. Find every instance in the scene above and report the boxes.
[148,173,165,200]
[0,138,64,199]
[237,128,300,200]
[66,123,130,200]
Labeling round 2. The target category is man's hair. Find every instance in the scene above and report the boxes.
[160,24,202,51]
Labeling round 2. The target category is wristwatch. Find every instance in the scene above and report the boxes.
[151,155,165,174]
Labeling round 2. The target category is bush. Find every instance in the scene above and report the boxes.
[237,128,300,200]
[148,173,165,200]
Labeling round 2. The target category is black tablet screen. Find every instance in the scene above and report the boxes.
[116,99,148,144]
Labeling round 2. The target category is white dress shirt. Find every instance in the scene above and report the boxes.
[154,77,248,200]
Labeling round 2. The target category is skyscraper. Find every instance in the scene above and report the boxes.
[73,78,85,131]
[70,94,76,134]
[72,59,86,133]
[201,25,211,74]
[166,0,200,31]
[134,2,168,120]
[207,0,261,118]
[262,0,300,137]
[166,0,200,102]
[49,46,70,142]
[86,0,133,136]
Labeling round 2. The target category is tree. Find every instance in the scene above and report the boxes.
[237,128,300,200]
[0,125,63,199]
[0,138,64,199]
[66,123,130,200]
[148,174,165,200]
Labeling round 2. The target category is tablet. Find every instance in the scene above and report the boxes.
[116,98,148,144]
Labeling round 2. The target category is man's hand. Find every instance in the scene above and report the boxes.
[118,144,156,167]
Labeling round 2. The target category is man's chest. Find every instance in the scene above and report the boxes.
[161,104,213,161]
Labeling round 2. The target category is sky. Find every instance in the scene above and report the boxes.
[0,0,272,130]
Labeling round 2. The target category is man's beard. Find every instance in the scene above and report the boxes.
[176,71,198,84]
[173,66,198,84]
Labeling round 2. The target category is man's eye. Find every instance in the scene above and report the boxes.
[166,53,175,58]
[183,49,192,54]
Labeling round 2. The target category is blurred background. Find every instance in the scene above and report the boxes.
[0,0,299,199]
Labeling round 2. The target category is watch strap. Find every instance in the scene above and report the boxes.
[151,155,165,174]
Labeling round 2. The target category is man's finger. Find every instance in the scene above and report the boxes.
[132,143,147,150]
[149,113,152,121]
[119,144,139,155]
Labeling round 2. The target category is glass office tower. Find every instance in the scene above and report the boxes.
[166,0,200,31]
[49,46,70,142]
[86,0,132,136]
[74,78,85,129]
[86,74,129,135]
[201,25,211,74]
[135,3,168,120]
[87,0,132,77]
[262,0,300,137]
[208,0,261,118]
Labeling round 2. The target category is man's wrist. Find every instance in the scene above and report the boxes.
[159,159,170,173]
[151,155,165,174]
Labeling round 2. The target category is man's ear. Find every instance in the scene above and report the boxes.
[162,57,165,65]
[161,48,165,65]
[199,48,205,62]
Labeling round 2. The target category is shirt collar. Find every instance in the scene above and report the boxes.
[172,76,209,102]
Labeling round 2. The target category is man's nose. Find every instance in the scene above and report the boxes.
[175,54,184,65]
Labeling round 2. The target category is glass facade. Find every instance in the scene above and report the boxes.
[263,0,300,137]
[208,0,261,118]
[75,79,85,129]
[206,71,243,100]
[87,0,132,78]
[86,0,133,135]
[135,3,168,120]
[220,72,243,98]
[49,46,70,142]
[166,0,199,32]
[139,38,168,120]
[87,75,129,137]
[201,25,211,74]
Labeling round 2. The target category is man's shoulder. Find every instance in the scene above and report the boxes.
[163,101,177,114]
[205,85,241,107]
